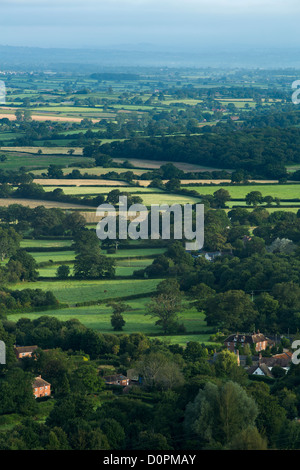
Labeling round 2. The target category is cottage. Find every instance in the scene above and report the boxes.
[103,374,130,386]
[224,332,269,353]
[32,376,51,398]
[14,345,38,360]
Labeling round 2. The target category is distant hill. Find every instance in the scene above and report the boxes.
[1,44,300,71]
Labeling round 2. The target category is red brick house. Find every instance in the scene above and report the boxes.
[224,332,269,353]
[32,376,51,399]
[14,345,38,360]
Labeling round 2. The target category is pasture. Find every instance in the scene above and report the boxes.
[9,278,162,304]
[40,186,199,205]
[38,258,153,278]
[35,248,164,277]
[187,184,300,200]
[7,299,212,343]
[0,151,94,171]
[20,239,73,249]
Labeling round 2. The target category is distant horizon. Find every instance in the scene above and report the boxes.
[1,43,300,70]
[1,42,300,53]
[1,0,300,69]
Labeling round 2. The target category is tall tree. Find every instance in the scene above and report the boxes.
[184,381,258,447]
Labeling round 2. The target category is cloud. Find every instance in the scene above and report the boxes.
[0,0,299,49]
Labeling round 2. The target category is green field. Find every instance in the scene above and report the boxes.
[105,248,165,258]
[42,186,162,194]
[226,200,300,208]
[0,152,95,171]
[286,164,300,173]
[8,299,211,341]
[30,247,165,265]
[152,335,216,346]
[32,251,76,264]
[187,184,300,199]
[38,258,153,278]
[9,278,162,304]
[20,239,73,249]
[40,185,199,205]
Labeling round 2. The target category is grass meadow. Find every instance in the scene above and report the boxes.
[187,184,300,199]
[9,278,162,304]
[7,299,212,344]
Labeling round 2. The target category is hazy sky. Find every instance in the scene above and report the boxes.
[0,0,299,49]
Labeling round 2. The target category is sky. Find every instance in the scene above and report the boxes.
[0,0,299,50]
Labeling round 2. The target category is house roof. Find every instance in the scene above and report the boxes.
[15,345,38,354]
[247,363,273,378]
[33,376,50,388]
[260,352,292,368]
[225,333,267,344]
